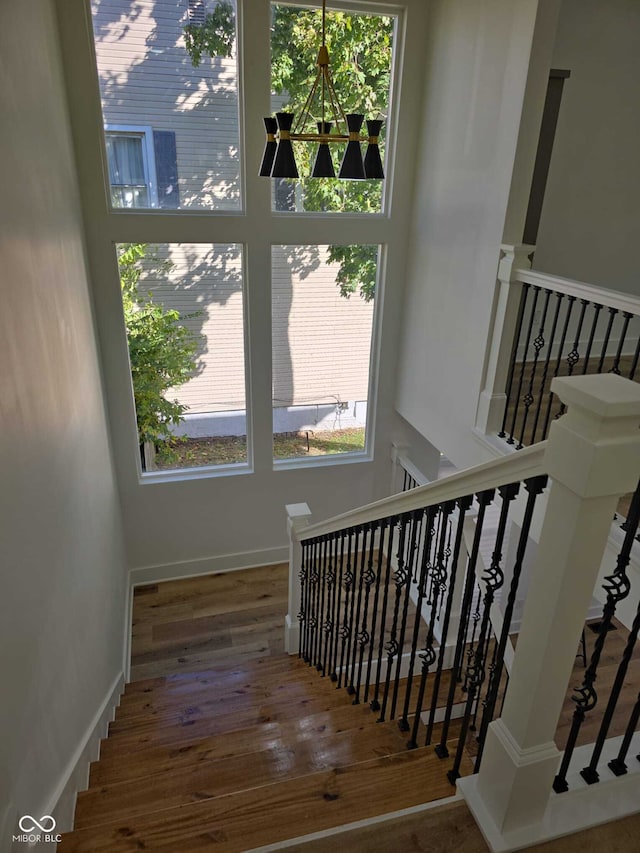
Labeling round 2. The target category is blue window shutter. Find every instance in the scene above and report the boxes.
[153,130,180,208]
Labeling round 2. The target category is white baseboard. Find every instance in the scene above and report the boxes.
[129,546,289,588]
[12,671,124,847]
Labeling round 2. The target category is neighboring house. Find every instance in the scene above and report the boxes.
[2,0,639,845]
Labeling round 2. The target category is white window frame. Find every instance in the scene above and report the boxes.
[105,124,159,209]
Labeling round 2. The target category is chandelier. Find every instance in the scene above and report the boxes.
[259,0,385,180]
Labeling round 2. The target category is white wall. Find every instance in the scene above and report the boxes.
[395,0,557,469]
[533,0,640,295]
[0,0,128,835]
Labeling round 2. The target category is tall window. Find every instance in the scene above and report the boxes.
[85,0,402,477]
[91,0,240,210]
[272,246,377,461]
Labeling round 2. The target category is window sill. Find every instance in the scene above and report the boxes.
[273,450,372,472]
[138,460,252,485]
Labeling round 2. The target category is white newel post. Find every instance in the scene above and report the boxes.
[476,244,535,437]
[459,374,640,850]
[285,503,313,655]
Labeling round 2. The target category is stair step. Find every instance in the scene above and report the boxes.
[115,662,334,722]
[60,746,469,852]
[76,719,412,829]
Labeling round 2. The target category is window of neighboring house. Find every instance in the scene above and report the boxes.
[187,0,206,26]
[272,245,378,462]
[106,128,157,208]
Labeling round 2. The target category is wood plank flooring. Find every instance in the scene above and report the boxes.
[59,563,640,851]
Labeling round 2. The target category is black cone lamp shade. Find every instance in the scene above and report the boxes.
[311,121,335,178]
[271,112,299,179]
[363,119,384,179]
[259,117,278,177]
[338,113,365,179]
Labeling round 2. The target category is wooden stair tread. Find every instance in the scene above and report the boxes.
[121,653,299,696]
[61,746,469,852]
[76,721,413,829]
[115,665,342,721]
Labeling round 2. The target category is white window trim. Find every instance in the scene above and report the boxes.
[105,124,159,208]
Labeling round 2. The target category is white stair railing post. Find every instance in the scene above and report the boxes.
[476,244,535,437]
[285,503,312,655]
[460,374,640,848]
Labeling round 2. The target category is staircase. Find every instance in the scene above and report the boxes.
[59,655,471,852]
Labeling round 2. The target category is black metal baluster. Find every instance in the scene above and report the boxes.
[370,520,396,712]
[307,538,321,667]
[347,525,369,694]
[462,584,482,694]
[541,294,575,439]
[474,475,548,770]
[629,335,640,381]
[391,510,423,721]
[329,532,346,681]
[581,486,640,783]
[343,528,361,692]
[611,312,633,375]
[399,506,439,734]
[530,292,564,444]
[321,535,338,677]
[506,286,540,445]
[609,690,640,776]
[314,536,328,671]
[403,469,409,492]
[580,303,602,376]
[554,298,589,421]
[299,541,310,660]
[337,531,354,689]
[448,482,519,784]
[378,513,413,722]
[405,502,455,746]
[425,496,473,746]
[499,282,531,439]
[364,520,387,704]
[472,625,497,734]
[596,306,618,373]
[436,489,495,759]
[517,288,551,448]
[354,523,378,704]
[553,483,640,792]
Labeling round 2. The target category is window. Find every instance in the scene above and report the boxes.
[117,243,248,472]
[106,127,158,208]
[272,245,378,461]
[92,0,240,211]
[270,3,395,214]
[187,0,206,26]
[81,0,407,479]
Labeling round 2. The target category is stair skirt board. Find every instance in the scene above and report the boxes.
[44,671,123,835]
[244,793,464,853]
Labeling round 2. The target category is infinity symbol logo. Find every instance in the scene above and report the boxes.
[18,815,56,833]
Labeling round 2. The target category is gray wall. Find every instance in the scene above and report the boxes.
[533,0,640,294]
[0,0,128,835]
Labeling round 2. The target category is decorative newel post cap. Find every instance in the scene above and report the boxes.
[547,374,640,498]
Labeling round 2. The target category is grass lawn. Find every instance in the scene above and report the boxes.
[156,427,366,469]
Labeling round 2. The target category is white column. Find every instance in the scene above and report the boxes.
[460,374,640,848]
[476,244,535,437]
[284,502,312,655]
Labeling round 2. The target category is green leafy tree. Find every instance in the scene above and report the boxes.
[118,244,200,448]
[183,2,235,67]
[271,6,393,301]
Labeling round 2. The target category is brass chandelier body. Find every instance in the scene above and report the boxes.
[260,0,385,180]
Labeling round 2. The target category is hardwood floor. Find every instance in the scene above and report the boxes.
[58,564,639,851]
